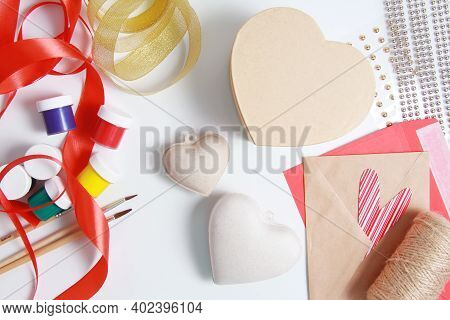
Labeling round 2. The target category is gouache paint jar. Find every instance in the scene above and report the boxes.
[0,164,32,200]
[36,95,76,135]
[77,152,121,197]
[23,144,62,181]
[28,176,72,221]
[92,106,132,149]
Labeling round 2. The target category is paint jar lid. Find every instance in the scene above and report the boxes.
[36,95,73,112]
[44,176,72,210]
[24,144,62,180]
[97,106,133,129]
[89,152,121,183]
[0,164,32,200]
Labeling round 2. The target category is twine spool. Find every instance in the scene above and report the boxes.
[367,212,450,300]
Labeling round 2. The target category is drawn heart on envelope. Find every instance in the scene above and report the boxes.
[358,169,412,254]
[209,193,302,284]
[230,8,376,146]
[163,133,229,196]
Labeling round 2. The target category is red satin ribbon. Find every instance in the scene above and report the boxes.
[0,0,109,299]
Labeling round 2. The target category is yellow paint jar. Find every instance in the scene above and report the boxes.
[77,152,121,197]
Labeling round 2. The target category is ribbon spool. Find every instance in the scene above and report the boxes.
[87,0,201,94]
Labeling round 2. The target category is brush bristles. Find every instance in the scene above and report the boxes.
[124,194,138,201]
[113,208,132,220]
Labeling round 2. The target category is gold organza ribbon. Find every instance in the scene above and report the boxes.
[87,0,201,94]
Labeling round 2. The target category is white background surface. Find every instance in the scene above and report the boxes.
[0,0,385,299]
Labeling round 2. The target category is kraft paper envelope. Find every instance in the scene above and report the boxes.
[304,152,429,300]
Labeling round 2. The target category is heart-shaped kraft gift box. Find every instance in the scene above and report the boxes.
[230,8,376,146]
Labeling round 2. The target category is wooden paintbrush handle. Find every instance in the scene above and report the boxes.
[0,223,80,270]
[0,229,84,275]
[0,199,124,247]
[0,209,128,275]
[0,217,55,246]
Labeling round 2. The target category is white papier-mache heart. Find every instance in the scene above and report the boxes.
[209,193,302,284]
[163,133,229,196]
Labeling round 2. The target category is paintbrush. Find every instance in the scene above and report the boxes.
[0,194,137,246]
[0,209,132,274]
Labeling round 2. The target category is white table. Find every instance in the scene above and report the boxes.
[0,0,384,299]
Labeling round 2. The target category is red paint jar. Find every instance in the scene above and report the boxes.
[92,106,133,149]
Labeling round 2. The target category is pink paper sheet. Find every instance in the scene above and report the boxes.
[284,119,449,299]
[417,123,450,214]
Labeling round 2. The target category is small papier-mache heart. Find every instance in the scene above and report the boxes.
[163,133,229,196]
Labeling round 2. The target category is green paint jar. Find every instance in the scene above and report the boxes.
[28,176,72,221]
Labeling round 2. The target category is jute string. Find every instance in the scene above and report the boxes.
[367,212,450,300]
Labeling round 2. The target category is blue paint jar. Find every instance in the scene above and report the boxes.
[36,95,76,135]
